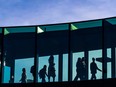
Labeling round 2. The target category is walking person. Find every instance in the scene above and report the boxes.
[48,55,56,82]
[90,58,102,80]
[39,65,48,83]
[81,57,87,80]
[30,65,34,81]
[20,68,27,83]
[74,58,83,81]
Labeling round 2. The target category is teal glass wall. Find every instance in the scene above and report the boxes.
[37,24,69,83]
[2,27,36,83]
[71,20,103,81]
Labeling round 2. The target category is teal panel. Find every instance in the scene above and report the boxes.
[72,20,102,29]
[0,28,2,33]
[6,27,36,33]
[39,24,69,31]
[106,18,116,25]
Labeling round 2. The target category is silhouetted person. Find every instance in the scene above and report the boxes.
[48,55,56,82]
[20,68,27,83]
[39,65,48,83]
[81,57,87,80]
[48,63,56,82]
[90,58,102,80]
[74,58,83,81]
[30,65,34,80]
[48,55,54,64]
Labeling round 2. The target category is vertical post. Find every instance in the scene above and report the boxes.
[35,55,38,83]
[68,51,73,81]
[103,48,107,79]
[58,53,63,82]
[102,19,107,79]
[111,47,115,78]
[84,50,88,80]
[0,28,4,83]
[34,26,38,83]
[68,23,72,81]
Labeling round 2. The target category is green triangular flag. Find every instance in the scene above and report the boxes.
[4,28,10,35]
[71,24,78,30]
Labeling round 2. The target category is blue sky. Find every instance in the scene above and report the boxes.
[0,0,116,26]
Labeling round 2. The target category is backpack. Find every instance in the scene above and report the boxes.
[38,69,43,79]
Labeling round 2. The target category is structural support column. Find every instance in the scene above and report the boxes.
[58,53,63,82]
[102,19,107,79]
[34,26,38,83]
[35,55,38,83]
[84,50,88,80]
[0,28,4,83]
[68,23,73,81]
[68,51,72,81]
[103,48,107,79]
[111,47,115,78]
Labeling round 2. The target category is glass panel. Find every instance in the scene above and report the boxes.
[89,50,102,80]
[37,24,69,83]
[73,52,84,81]
[15,58,34,83]
[107,48,111,78]
[38,55,58,82]
[63,54,68,81]
[2,27,36,83]
[71,20,102,81]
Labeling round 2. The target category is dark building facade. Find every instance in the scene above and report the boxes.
[0,17,116,87]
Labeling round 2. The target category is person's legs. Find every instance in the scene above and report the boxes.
[91,73,96,80]
[48,76,50,82]
[32,73,34,81]
[74,74,78,81]
[93,74,96,80]
[42,78,46,83]
[53,77,55,82]
[91,74,94,80]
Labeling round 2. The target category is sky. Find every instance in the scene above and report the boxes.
[0,0,116,26]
